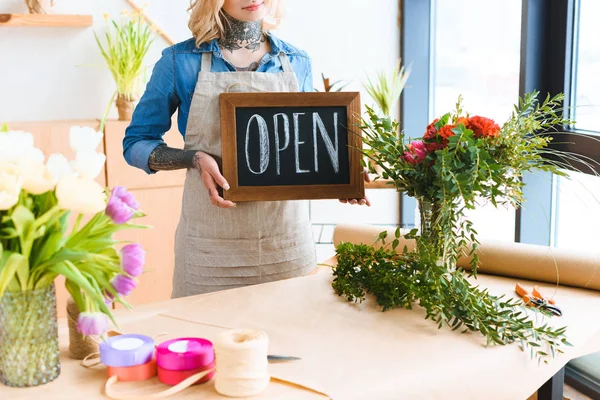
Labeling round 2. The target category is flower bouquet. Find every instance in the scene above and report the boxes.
[333,92,574,361]
[0,124,146,387]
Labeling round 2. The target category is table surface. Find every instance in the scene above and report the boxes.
[3,267,600,400]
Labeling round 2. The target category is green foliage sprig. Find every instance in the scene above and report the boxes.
[333,233,571,363]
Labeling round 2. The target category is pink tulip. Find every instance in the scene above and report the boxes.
[111,274,137,296]
[121,244,145,277]
[77,312,107,336]
[106,186,138,224]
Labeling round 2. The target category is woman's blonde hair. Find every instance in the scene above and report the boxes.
[188,0,284,47]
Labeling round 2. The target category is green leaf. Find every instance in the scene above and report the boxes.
[0,252,28,295]
[0,123,8,133]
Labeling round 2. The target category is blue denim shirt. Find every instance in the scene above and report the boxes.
[123,34,313,174]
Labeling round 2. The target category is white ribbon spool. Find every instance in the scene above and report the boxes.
[214,329,270,397]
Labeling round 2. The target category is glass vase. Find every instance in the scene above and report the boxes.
[417,198,455,271]
[0,284,61,387]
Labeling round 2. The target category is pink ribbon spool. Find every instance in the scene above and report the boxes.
[156,338,215,385]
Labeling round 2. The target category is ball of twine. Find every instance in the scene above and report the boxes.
[67,297,101,360]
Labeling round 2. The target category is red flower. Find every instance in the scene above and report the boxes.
[467,116,500,138]
[424,118,440,140]
[438,124,456,140]
[425,142,443,153]
[456,117,469,126]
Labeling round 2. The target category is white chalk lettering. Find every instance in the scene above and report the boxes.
[312,112,340,173]
[273,113,290,176]
[245,114,270,175]
[293,113,309,174]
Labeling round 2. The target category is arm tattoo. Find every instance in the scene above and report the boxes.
[148,145,198,172]
[219,11,266,53]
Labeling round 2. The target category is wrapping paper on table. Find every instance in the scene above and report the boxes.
[332,223,600,290]
[161,272,600,400]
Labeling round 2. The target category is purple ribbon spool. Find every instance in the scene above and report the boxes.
[100,334,155,368]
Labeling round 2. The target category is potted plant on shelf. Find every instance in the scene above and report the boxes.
[334,92,582,361]
[0,124,146,387]
[95,11,156,123]
[363,59,411,118]
[24,0,54,14]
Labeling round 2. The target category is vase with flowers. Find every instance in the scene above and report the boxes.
[333,92,577,361]
[0,123,146,387]
[95,10,156,124]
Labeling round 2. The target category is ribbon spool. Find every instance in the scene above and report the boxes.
[156,338,215,386]
[100,334,156,381]
[104,329,273,400]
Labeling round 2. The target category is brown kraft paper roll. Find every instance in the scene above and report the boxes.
[332,224,600,291]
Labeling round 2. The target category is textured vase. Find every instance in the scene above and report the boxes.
[0,284,61,387]
[116,95,135,121]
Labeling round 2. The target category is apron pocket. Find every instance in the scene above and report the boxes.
[184,226,315,268]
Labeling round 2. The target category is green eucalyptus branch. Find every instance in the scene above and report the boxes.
[333,239,570,363]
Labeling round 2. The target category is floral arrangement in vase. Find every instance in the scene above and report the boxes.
[95,10,156,123]
[0,123,146,387]
[333,92,576,361]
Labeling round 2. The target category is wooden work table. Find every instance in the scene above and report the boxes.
[2,265,600,400]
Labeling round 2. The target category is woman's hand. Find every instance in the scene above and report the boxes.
[339,171,372,206]
[192,151,236,208]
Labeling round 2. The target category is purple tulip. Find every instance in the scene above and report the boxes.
[113,186,139,210]
[112,274,137,296]
[106,192,134,224]
[77,312,107,336]
[121,244,145,277]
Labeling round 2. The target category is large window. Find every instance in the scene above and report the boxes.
[555,171,600,250]
[432,0,522,242]
[572,0,600,132]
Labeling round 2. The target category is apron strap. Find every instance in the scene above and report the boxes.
[278,53,294,73]
[201,52,212,73]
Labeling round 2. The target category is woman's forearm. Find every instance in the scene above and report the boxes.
[148,145,199,172]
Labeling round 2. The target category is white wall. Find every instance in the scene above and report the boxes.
[0,0,190,122]
[1,0,400,123]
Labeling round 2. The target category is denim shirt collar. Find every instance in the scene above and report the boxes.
[191,33,298,57]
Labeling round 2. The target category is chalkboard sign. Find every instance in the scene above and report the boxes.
[220,92,364,201]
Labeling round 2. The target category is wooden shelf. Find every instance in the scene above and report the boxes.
[0,14,93,27]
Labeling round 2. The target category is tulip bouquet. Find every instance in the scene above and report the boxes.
[0,124,146,387]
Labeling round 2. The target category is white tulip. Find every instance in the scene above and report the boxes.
[69,126,103,153]
[0,163,22,210]
[71,151,106,180]
[56,175,106,214]
[20,164,56,195]
[0,131,35,164]
[47,154,72,182]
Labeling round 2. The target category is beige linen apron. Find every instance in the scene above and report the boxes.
[172,52,317,298]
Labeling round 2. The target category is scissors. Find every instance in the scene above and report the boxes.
[515,283,562,317]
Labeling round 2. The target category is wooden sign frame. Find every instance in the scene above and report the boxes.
[220,92,364,202]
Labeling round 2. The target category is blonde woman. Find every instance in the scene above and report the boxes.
[123,0,368,298]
